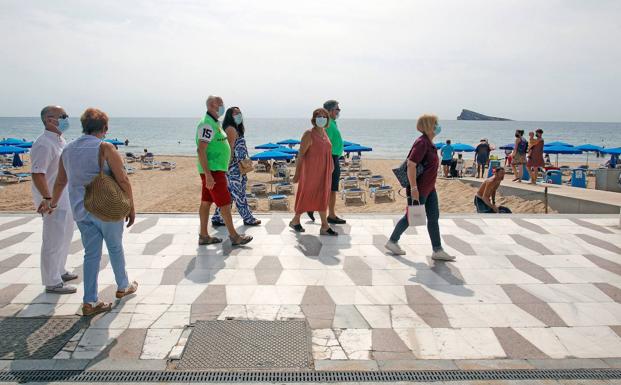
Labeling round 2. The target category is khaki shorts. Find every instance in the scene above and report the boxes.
[513,153,526,165]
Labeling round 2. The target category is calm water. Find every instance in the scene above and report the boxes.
[1,117,619,162]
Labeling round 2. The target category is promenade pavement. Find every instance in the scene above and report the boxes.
[0,213,620,374]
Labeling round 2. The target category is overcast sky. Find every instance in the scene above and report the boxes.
[1,0,620,121]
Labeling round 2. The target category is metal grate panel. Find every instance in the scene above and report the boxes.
[0,368,620,383]
[177,320,313,370]
[0,316,84,359]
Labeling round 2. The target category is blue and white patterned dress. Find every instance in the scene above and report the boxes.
[212,135,257,224]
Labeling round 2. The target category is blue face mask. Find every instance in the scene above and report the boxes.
[58,117,70,133]
[315,117,328,128]
[233,114,243,125]
[434,123,442,136]
[217,105,225,118]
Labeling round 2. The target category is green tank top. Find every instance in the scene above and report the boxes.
[195,114,231,173]
[326,118,343,156]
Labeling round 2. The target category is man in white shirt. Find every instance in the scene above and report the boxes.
[31,105,78,294]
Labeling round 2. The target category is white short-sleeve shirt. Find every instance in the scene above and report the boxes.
[31,130,70,209]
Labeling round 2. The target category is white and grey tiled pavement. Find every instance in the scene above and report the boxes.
[0,213,620,372]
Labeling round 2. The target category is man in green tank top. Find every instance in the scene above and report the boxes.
[196,96,252,247]
[307,100,347,224]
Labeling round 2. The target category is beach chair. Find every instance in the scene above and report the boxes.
[0,171,30,183]
[348,164,361,173]
[273,166,290,181]
[351,155,361,166]
[370,185,395,202]
[160,161,176,170]
[124,165,135,175]
[140,154,158,170]
[366,175,384,188]
[254,163,267,173]
[341,176,359,189]
[246,193,259,210]
[125,152,139,163]
[268,194,290,210]
[275,181,294,195]
[357,169,372,179]
[341,188,366,205]
[250,183,268,195]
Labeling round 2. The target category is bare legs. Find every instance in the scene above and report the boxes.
[199,201,212,237]
[328,192,337,219]
[219,204,241,239]
[318,211,330,231]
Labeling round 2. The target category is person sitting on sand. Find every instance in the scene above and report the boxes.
[440,139,454,178]
[474,167,511,213]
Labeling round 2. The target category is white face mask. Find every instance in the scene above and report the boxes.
[57,117,70,133]
[233,114,243,125]
[217,105,225,118]
[315,117,328,128]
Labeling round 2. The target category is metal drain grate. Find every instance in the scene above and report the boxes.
[0,369,620,383]
[0,316,84,359]
[178,320,313,370]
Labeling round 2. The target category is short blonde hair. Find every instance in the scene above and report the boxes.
[416,114,438,135]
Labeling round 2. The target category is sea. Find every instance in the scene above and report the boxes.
[1,117,620,163]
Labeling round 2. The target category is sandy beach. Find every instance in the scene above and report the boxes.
[0,155,566,214]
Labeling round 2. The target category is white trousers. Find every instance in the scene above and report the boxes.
[40,208,74,286]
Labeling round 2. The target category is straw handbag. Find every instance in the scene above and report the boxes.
[84,146,132,222]
[239,158,254,175]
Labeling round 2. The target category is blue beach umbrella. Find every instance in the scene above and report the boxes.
[576,144,604,166]
[343,141,360,147]
[343,145,373,153]
[435,142,445,149]
[545,141,573,148]
[255,142,280,150]
[544,145,582,166]
[452,143,476,152]
[275,146,298,154]
[104,138,125,146]
[250,150,294,161]
[276,139,301,146]
[0,145,28,155]
[16,141,33,148]
[601,147,621,155]
[0,138,27,146]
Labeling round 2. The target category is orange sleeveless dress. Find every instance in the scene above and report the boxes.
[294,129,334,214]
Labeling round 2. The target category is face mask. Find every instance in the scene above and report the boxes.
[434,123,442,136]
[233,114,243,125]
[217,105,225,118]
[57,117,70,133]
[315,117,328,128]
[335,112,340,120]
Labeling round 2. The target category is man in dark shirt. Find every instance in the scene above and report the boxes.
[475,139,491,178]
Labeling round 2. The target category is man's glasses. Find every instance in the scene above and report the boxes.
[58,114,68,119]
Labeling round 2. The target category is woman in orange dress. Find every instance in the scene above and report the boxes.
[289,108,338,235]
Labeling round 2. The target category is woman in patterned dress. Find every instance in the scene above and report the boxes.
[212,107,261,226]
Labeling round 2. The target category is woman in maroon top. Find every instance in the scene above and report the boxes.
[526,128,544,185]
[384,115,455,261]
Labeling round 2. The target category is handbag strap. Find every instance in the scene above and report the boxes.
[97,143,105,176]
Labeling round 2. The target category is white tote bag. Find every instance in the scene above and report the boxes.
[407,203,426,226]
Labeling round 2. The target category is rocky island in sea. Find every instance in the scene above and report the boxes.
[457,109,512,121]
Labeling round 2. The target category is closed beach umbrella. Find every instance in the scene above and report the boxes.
[276,139,301,146]
[575,144,604,167]
[343,144,373,153]
[255,142,280,150]
[0,145,28,155]
[545,141,573,148]
[343,141,360,147]
[543,145,582,166]
[452,143,476,152]
[250,150,294,161]
[104,138,125,146]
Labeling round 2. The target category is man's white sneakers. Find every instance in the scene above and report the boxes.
[385,240,406,255]
[431,249,456,261]
[45,282,77,294]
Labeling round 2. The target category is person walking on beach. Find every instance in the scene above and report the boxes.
[526,129,544,184]
[384,114,455,261]
[475,138,491,178]
[212,107,261,227]
[290,108,338,236]
[31,105,78,294]
[440,140,454,178]
[511,130,527,182]
[307,100,346,224]
[196,96,252,246]
[39,108,137,315]
[474,167,506,213]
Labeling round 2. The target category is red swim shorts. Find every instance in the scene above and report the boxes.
[200,171,231,207]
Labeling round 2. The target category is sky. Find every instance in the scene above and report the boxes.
[1,0,620,121]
